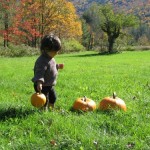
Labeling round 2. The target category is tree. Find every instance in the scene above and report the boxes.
[0,0,16,47]
[38,0,82,39]
[12,0,41,47]
[130,23,150,44]
[82,3,101,50]
[100,4,139,53]
[83,4,139,53]
[81,19,91,50]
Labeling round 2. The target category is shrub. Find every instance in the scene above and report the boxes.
[61,39,85,53]
[0,44,40,57]
[125,46,150,51]
[0,39,86,57]
[138,35,149,46]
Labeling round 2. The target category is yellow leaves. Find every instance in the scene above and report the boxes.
[40,0,82,38]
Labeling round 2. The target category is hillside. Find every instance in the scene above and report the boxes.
[69,0,150,25]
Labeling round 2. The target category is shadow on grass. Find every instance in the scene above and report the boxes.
[69,107,87,115]
[68,51,121,58]
[69,107,120,116]
[0,106,35,122]
[70,53,100,58]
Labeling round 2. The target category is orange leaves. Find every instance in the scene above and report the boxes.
[0,0,82,46]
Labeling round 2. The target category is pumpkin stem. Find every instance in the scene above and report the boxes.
[113,92,116,99]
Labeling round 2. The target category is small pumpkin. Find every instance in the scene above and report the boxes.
[99,92,126,111]
[73,96,96,111]
[31,93,46,108]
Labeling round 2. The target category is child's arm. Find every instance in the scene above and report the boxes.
[32,58,47,92]
[37,81,43,93]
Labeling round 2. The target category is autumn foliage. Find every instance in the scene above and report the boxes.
[0,0,82,47]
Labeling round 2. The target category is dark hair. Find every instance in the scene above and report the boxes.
[40,34,61,53]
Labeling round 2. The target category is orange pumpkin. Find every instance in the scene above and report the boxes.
[99,92,126,111]
[73,96,96,111]
[31,93,46,108]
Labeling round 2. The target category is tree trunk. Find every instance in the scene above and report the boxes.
[41,0,44,38]
[88,33,94,50]
[4,13,9,47]
[108,36,115,53]
[34,34,37,48]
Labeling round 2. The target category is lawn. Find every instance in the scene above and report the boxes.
[0,51,150,149]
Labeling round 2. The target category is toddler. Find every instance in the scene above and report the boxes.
[32,33,64,110]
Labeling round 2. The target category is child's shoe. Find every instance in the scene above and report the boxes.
[48,103,54,110]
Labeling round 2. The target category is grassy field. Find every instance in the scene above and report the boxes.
[0,51,150,150]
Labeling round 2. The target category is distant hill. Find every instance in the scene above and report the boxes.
[69,0,150,25]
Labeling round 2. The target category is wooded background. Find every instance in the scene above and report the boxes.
[0,0,82,47]
[0,0,150,53]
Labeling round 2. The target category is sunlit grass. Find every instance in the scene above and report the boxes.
[0,51,150,149]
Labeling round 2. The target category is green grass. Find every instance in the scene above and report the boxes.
[0,51,150,150]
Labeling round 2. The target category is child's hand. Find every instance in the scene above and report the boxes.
[58,63,64,69]
[37,82,42,93]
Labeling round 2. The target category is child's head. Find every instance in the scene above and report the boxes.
[40,33,61,54]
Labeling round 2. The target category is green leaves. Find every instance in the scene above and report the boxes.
[83,3,139,53]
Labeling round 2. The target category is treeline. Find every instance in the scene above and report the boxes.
[71,0,150,25]
[81,3,150,53]
[72,0,150,44]
[0,0,82,48]
[0,0,149,55]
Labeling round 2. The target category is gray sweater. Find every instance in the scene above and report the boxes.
[32,54,58,86]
